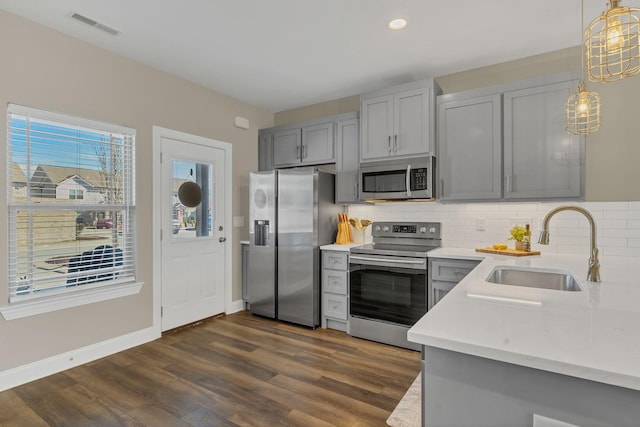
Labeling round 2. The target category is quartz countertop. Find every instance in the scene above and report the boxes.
[320,243,363,251]
[409,248,640,391]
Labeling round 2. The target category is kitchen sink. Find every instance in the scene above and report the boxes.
[486,266,581,292]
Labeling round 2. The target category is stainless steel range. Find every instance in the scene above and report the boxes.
[349,221,441,350]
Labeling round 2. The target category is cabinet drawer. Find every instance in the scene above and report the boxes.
[322,270,348,295]
[431,259,480,282]
[323,251,348,271]
[323,294,348,320]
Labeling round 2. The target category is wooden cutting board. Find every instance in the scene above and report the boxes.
[475,247,541,257]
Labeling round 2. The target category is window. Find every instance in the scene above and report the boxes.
[6,104,137,310]
[69,189,84,200]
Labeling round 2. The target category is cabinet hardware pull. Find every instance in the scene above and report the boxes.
[297,144,300,160]
[388,135,392,154]
[394,134,398,153]
[303,144,307,159]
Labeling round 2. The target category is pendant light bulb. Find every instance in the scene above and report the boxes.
[586,0,640,82]
[566,82,601,134]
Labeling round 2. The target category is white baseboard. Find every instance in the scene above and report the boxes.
[228,299,246,314]
[0,326,159,392]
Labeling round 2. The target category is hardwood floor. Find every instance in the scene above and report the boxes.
[0,311,421,426]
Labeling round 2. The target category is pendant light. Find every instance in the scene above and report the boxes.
[567,0,602,134]
[585,0,640,82]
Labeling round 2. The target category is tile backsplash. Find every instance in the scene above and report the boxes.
[348,201,640,257]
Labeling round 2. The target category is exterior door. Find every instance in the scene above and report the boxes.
[160,135,226,331]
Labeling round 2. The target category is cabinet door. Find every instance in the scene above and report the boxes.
[335,118,360,203]
[258,133,273,171]
[394,87,431,157]
[504,80,584,200]
[360,94,394,161]
[431,281,456,308]
[438,94,502,201]
[273,128,302,168]
[302,122,334,165]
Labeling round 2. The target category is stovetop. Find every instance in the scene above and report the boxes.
[350,221,442,258]
[350,243,438,258]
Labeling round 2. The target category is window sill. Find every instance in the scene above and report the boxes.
[0,281,144,320]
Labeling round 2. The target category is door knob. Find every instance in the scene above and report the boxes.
[219,237,227,242]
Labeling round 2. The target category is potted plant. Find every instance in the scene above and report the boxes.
[508,225,528,251]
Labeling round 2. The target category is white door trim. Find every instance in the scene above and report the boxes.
[152,126,233,335]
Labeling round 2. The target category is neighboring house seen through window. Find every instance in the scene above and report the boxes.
[6,104,137,306]
[69,189,84,200]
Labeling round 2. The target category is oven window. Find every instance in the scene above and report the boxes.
[350,266,427,326]
[362,170,406,193]
[360,271,411,306]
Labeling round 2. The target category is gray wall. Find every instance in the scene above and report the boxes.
[0,10,273,372]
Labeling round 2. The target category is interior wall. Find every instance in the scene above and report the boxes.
[275,46,640,202]
[274,96,360,127]
[0,10,273,372]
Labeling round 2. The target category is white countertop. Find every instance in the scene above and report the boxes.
[409,248,640,391]
[320,243,364,251]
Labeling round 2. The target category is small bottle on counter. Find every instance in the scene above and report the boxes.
[524,224,531,252]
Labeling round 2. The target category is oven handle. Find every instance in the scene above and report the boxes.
[406,164,412,198]
[349,255,425,265]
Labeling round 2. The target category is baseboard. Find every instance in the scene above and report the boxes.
[228,299,246,314]
[0,326,159,392]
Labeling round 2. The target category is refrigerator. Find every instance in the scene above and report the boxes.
[248,167,340,327]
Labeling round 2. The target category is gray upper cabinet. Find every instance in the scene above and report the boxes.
[302,122,334,165]
[360,80,440,162]
[335,113,360,204]
[504,81,583,200]
[267,120,335,169]
[273,128,303,168]
[436,72,584,202]
[258,133,273,171]
[438,94,502,201]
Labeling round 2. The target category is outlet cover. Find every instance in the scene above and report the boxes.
[476,218,486,231]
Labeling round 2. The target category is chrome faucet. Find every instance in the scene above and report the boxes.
[538,206,600,282]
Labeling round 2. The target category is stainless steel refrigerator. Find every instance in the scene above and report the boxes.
[248,168,339,327]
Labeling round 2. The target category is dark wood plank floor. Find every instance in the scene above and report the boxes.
[0,311,420,426]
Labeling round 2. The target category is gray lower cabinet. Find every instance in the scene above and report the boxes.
[428,257,480,309]
[335,114,360,204]
[437,72,584,202]
[321,250,349,332]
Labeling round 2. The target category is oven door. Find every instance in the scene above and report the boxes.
[349,258,427,326]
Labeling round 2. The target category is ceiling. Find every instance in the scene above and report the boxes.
[0,0,606,113]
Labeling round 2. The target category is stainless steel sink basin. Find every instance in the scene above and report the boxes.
[486,266,581,292]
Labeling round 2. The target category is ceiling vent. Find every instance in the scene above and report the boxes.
[69,12,120,36]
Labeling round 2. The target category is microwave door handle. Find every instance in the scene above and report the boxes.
[406,165,412,197]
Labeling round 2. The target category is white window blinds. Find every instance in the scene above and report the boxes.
[7,104,136,303]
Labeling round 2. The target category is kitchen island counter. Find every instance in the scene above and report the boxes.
[409,249,640,391]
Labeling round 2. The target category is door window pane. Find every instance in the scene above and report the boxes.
[172,160,213,239]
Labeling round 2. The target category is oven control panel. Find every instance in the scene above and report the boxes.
[372,222,441,239]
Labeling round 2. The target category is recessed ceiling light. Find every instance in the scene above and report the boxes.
[388,18,408,30]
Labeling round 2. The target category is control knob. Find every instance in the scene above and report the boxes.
[429,227,437,233]
[419,227,427,233]
[383,226,389,232]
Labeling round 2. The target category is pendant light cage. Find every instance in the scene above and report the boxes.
[585,0,640,82]
[566,82,602,134]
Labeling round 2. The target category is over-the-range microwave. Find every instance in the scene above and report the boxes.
[359,156,435,201]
